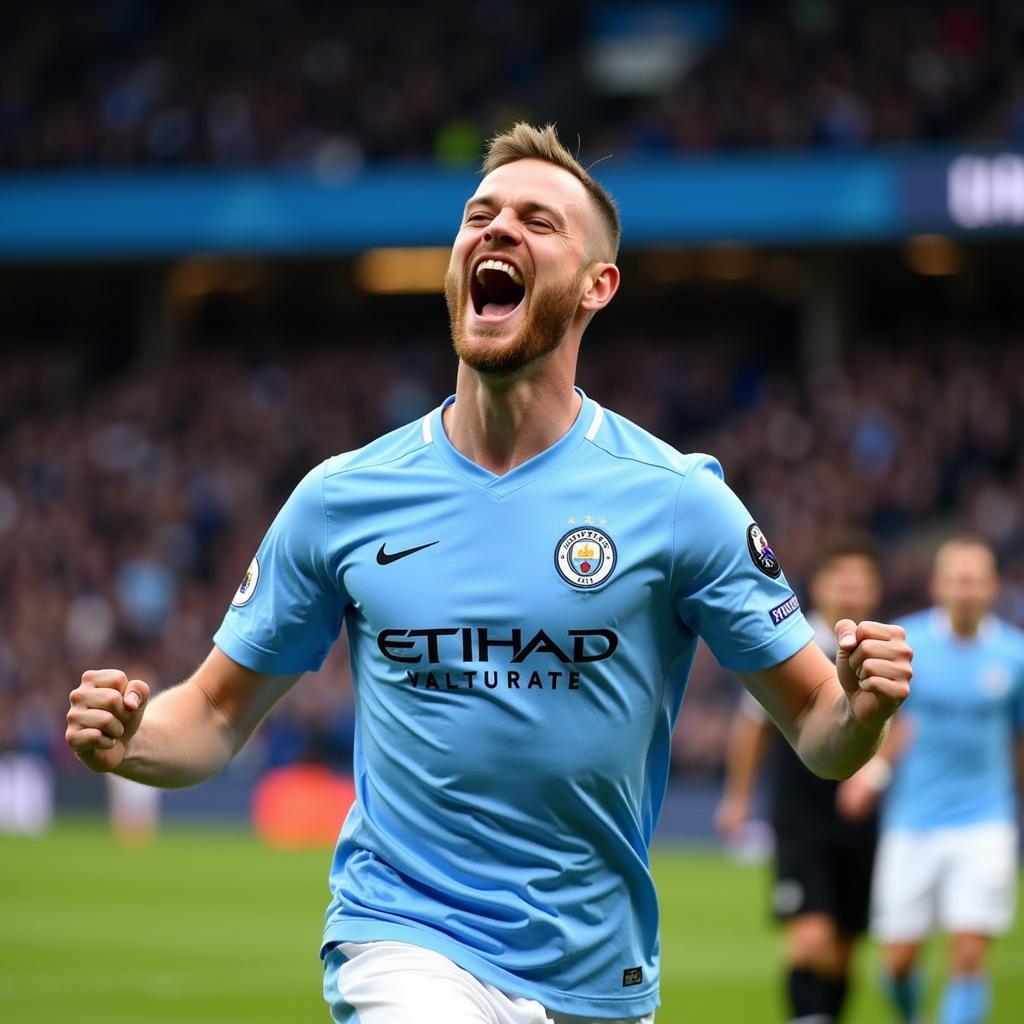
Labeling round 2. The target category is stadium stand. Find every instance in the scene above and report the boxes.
[2,1,1023,169]
[2,0,1022,787]
[605,1,1024,155]
[2,327,1021,778]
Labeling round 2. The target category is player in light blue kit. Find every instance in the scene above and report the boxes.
[66,124,913,1024]
[864,537,1024,1024]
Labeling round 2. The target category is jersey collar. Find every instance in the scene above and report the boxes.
[929,606,998,644]
[424,387,601,497]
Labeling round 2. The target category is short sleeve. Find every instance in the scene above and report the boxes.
[213,463,347,675]
[671,457,813,672]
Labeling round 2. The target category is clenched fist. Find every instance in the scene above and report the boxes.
[66,669,150,772]
[834,619,913,730]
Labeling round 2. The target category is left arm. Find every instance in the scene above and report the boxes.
[738,619,913,780]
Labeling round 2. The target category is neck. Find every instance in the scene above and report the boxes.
[443,354,582,475]
[947,612,983,639]
[814,608,839,629]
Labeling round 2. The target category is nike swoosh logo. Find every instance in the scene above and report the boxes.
[376,540,439,565]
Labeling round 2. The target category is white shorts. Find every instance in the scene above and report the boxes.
[871,822,1019,941]
[322,940,655,1024]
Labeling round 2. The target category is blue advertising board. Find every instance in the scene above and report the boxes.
[0,148,1021,260]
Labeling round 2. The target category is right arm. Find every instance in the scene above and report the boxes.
[715,703,772,838]
[66,647,300,788]
[68,462,345,787]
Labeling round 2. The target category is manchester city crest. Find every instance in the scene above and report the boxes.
[555,527,617,589]
[979,665,1010,698]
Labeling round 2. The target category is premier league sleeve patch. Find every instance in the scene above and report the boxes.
[555,527,617,589]
[231,556,260,606]
[746,523,782,579]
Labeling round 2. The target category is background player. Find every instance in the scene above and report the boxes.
[863,537,1024,1024]
[716,535,889,1023]
[65,124,912,1024]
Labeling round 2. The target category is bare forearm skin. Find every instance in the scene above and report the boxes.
[739,625,911,784]
[795,682,888,781]
[68,650,300,786]
[115,649,302,787]
[116,679,239,788]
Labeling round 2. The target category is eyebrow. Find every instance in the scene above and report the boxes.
[463,195,568,227]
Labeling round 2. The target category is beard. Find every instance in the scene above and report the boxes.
[444,264,583,376]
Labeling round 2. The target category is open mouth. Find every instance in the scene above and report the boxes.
[470,258,526,319]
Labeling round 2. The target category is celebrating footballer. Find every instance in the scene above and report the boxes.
[67,124,913,1024]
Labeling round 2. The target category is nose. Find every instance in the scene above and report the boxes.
[483,207,522,246]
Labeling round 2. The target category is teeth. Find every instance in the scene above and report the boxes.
[475,259,524,286]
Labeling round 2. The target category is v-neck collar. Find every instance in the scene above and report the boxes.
[929,607,997,646]
[424,387,601,498]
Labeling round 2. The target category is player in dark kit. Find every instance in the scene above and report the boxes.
[717,536,889,1024]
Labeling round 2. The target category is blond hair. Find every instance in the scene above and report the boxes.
[482,123,620,260]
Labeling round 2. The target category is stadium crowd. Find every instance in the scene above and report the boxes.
[2,1,1023,170]
[0,0,581,169]
[2,327,1022,778]
[608,1,1024,155]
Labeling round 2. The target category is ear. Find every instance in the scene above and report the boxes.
[580,263,620,312]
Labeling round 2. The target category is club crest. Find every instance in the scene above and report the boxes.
[232,556,260,607]
[555,527,617,589]
[979,665,1010,698]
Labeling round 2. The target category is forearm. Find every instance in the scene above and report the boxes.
[795,682,888,781]
[117,679,238,788]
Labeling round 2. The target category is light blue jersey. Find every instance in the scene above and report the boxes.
[214,391,812,1018]
[884,608,1024,832]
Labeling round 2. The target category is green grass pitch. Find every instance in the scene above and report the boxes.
[2,821,1021,1023]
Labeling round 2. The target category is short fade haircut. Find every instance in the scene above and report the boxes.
[809,531,883,581]
[935,534,997,568]
[482,122,621,261]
